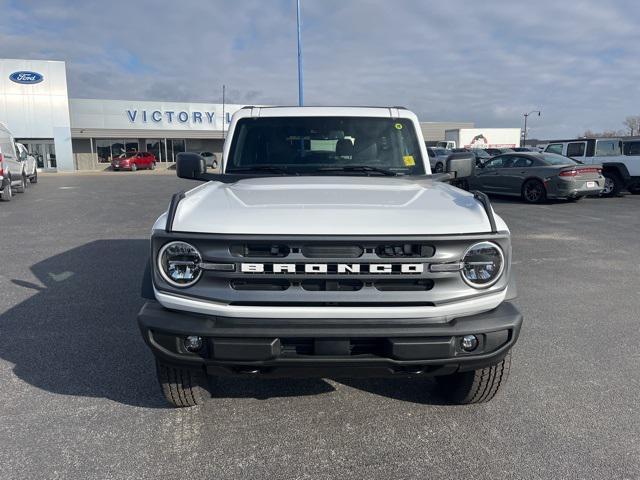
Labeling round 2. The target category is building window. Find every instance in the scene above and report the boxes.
[167,139,186,162]
[95,138,139,163]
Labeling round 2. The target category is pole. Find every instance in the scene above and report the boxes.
[222,84,226,139]
[296,0,304,106]
[523,113,528,147]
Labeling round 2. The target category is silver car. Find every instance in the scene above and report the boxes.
[468,152,604,203]
[426,147,451,173]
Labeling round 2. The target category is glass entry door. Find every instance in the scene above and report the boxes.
[18,140,56,170]
[167,139,186,162]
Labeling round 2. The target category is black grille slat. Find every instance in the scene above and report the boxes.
[376,244,435,258]
[374,279,434,292]
[230,244,290,257]
[231,279,290,291]
[301,245,364,258]
[301,280,363,292]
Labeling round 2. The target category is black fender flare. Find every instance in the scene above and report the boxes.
[601,162,630,180]
[141,257,156,300]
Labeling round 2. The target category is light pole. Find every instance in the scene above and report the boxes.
[222,84,226,138]
[296,0,304,106]
[522,110,541,147]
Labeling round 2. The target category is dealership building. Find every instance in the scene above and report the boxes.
[0,58,245,171]
[1,57,477,172]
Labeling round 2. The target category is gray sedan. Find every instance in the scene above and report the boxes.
[468,152,605,203]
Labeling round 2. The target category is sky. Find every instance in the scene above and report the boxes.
[1,0,639,138]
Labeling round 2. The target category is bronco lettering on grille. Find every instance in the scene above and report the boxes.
[240,263,424,274]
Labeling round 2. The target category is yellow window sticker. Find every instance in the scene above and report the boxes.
[403,155,415,166]
[394,123,403,129]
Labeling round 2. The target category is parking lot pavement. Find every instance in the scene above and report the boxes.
[0,173,638,480]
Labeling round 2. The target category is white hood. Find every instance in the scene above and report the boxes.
[168,176,505,235]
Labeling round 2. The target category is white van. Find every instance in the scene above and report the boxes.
[0,123,28,201]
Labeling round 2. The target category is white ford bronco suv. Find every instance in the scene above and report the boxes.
[138,106,522,407]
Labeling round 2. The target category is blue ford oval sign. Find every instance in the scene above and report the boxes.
[9,71,44,84]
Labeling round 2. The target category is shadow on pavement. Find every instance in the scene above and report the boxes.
[0,240,334,407]
[334,377,452,405]
[0,240,165,408]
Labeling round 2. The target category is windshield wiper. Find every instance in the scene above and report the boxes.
[315,165,397,176]
[226,166,289,174]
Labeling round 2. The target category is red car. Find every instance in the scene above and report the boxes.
[111,152,156,171]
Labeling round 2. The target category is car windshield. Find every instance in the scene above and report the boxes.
[117,152,136,158]
[472,149,491,158]
[541,153,578,165]
[226,116,426,175]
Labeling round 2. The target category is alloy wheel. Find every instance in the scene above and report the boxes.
[602,177,614,195]
[523,181,543,203]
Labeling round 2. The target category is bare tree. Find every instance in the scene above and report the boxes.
[580,129,625,138]
[623,116,640,136]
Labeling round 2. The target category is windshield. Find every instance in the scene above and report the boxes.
[541,153,578,165]
[226,116,426,175]
[472,148,491,158]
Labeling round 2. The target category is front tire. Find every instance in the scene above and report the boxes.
[436,351,512,404]
[150,162,156,170]
[0,179,12,202]
[131,163,138,172]
[434,162,444,173]
[601,171,622,197]
[522,179,546,203]
[30,170,38,184]
[156,360,211,408]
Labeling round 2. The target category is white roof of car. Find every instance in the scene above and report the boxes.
[234,106,418,120]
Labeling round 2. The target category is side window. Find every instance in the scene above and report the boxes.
[484,157,504,169]
[0,142,14,158]
[511,157,533,168]
[595,140,621,156]
[546,143,564,155]
[623,141,640,156]
[566,142,586,157]
[499,155,517,168]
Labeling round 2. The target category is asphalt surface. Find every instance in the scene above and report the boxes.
[0,172,638,480]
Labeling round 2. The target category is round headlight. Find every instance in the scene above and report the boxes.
[461,241,504,288]
[158,241,203,288]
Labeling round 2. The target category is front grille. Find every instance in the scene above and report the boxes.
[229,242,435,259]
[153,233,511,308]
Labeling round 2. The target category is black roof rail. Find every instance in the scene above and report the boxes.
[472,190,497,233]
[165,191,185,232]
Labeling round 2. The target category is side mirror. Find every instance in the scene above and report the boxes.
[445,153,475,179]
[176,152,206,180]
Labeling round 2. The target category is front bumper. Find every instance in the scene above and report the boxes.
[138,300,523,377]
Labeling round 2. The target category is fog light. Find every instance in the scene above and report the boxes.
[461,335,479,352]
[184,335,203,352]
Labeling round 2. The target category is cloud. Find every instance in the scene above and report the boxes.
[0,0,639,138]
